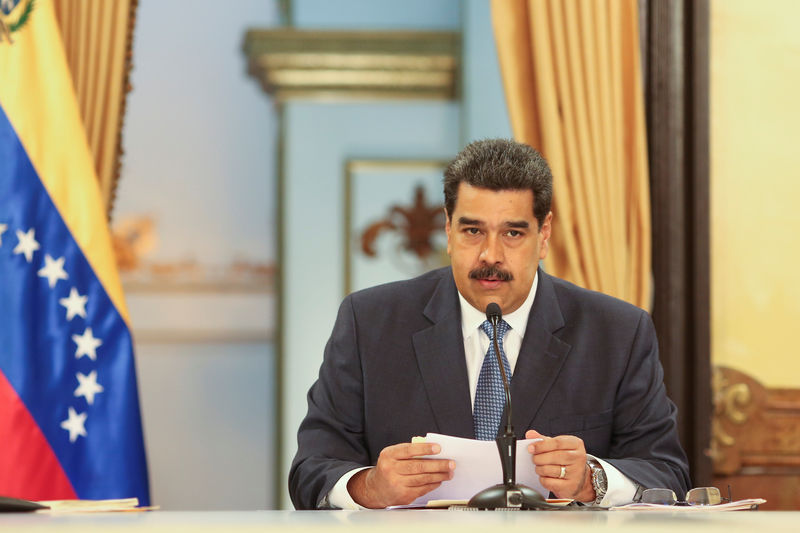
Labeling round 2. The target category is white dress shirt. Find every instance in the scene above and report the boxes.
[325,272,636,509]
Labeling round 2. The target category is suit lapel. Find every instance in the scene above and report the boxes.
[511,269,572,432]
[412,271,474,438]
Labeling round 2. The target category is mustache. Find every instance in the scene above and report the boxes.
[469,265,513,282]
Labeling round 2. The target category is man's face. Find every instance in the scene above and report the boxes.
[445,183,552,315]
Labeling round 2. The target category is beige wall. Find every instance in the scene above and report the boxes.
[711,0,800,387]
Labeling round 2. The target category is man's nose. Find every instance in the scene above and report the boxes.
[479,234,504,264]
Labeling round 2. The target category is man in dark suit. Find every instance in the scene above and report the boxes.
[289,139,690,510]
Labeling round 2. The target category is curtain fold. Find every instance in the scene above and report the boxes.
[492,0,651,310]
[52,0,137,219]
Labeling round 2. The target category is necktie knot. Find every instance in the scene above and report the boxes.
[480,318,510,342]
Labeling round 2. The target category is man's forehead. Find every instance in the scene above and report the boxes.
[451,183,536,219]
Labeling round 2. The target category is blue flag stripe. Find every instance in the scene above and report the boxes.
[0,103,149,504]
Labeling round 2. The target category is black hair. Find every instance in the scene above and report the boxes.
[443,139,552,229]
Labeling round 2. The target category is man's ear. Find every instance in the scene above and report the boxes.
[538,211,553,260]
[444,208,452,256]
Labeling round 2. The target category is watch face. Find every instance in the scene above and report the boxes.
[591,463,607,495]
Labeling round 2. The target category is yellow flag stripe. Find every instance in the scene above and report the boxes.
[0,0,129,324]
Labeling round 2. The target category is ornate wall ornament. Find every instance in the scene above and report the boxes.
[711,366,800,509]
[710,367,753,469]
[111,215,274,294]
[360,185,445,261]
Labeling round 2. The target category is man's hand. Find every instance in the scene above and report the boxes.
[525,429,594,502]
[347,442,455,508]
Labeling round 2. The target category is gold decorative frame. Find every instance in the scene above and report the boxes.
[343,158,450,295]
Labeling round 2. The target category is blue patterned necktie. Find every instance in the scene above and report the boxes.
[473,319,512,440]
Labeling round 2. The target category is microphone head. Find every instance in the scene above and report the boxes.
[485,302,502,321]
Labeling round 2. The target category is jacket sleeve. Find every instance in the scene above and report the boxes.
[288,295,370,509]
[603,311,692,496]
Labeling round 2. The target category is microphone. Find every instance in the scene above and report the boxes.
[467,303,557,510]
[484,303,513,442]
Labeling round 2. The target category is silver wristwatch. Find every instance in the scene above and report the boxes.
[587,458,608,505]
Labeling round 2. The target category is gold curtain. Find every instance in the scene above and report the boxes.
[491,0,651,309]
[52,0,137,218]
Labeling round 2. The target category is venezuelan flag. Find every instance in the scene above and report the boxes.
[0,0,149,504]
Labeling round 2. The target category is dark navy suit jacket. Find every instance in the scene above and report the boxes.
[288,267,690,509]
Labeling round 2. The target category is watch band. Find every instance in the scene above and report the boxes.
[587,459,608,505]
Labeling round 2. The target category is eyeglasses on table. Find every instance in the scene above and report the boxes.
[641,486,732,506]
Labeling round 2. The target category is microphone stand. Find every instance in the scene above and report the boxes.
[468,305,557,510]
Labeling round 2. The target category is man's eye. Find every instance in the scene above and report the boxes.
[465,228,480,235]
[507,230,521,237]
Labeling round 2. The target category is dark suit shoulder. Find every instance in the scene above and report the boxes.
[346,266,451,314]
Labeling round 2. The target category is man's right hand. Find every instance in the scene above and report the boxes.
[346,442,455,508]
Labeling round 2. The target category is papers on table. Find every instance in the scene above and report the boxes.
[610,498,766,511]
[400,432,547,508]
[35,498,156,513]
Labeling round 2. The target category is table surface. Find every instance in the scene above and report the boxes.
[1,509,799,533]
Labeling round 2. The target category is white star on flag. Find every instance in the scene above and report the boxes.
[72,327,102,361]
[37,254,69,288]
[0,223,7,245]
[60,407,88,443]
[13,228,40,263]
[59,287,88,320]
[74,370,104,405]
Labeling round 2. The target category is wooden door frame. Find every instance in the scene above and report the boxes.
[641,0,712,487]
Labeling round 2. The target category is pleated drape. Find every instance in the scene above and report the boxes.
[52,0,137,218]
[491,0,651,310]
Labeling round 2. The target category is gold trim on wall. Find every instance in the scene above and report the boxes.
[122,281,273,294]
[243,29,460,101]
[133,330,273,344]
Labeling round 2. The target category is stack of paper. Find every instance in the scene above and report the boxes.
[402,433,547,507]
[36,498,154,513]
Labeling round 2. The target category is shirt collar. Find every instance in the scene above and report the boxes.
[458,270,539,340]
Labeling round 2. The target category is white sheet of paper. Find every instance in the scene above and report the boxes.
[407,432,547,506]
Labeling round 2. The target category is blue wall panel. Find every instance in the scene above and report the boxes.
[281,101,460,507]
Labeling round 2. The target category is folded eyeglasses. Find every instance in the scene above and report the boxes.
[641,486,731,506]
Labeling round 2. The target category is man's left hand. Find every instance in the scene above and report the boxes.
[525,429,595,502]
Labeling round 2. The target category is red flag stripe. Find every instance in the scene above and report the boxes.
[0,371,76,500]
